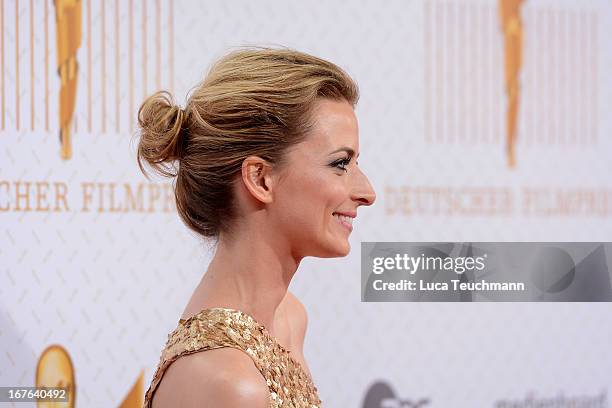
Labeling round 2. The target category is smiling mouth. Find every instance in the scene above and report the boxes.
[332,212,353,232]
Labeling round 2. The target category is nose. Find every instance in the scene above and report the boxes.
[351,167,376,207]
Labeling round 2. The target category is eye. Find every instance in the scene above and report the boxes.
[331,157,351,172]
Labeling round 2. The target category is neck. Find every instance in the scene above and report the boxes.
[184,226,302,334]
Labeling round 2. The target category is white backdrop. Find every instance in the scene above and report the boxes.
[1,0,611,407]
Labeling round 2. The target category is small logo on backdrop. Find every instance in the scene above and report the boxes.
[494,390,608,408]
[362,380,431,408]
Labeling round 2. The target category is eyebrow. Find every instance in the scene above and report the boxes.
[329,147,360,158]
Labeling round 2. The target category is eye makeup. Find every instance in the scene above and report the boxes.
[330,156,352,172]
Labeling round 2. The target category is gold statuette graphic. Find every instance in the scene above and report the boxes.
[118,370,144,408]
[54,0,82,160]
[36,344,76,408]
[499,0,525,168]
[35,343,144,407]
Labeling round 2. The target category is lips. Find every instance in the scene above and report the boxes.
[332,212,354,232]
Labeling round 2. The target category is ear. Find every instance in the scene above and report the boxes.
[240,156,274,204]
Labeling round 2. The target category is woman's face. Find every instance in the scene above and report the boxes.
[271,98,376,258]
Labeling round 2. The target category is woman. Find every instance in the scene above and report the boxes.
[137,47,376,408]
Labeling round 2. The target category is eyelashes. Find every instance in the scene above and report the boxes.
[331,156,352,172]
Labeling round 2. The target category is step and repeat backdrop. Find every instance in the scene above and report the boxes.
[1,0,611,406]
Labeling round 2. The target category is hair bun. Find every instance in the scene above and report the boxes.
[136,90,187,178]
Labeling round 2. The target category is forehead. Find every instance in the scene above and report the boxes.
[301,99,359,152]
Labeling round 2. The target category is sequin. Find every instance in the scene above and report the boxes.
[143,307,322,407]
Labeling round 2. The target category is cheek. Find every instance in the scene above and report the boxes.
[276,171,346,224]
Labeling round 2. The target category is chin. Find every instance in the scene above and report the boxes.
[302,230,352,258]
[320,240,351,258]
[338,240,351,256]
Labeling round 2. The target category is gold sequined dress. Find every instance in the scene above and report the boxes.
[143,307,322,407]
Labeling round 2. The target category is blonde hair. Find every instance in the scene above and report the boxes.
[136,46,359,239]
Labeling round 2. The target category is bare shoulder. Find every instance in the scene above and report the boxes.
[151,348,270,408]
